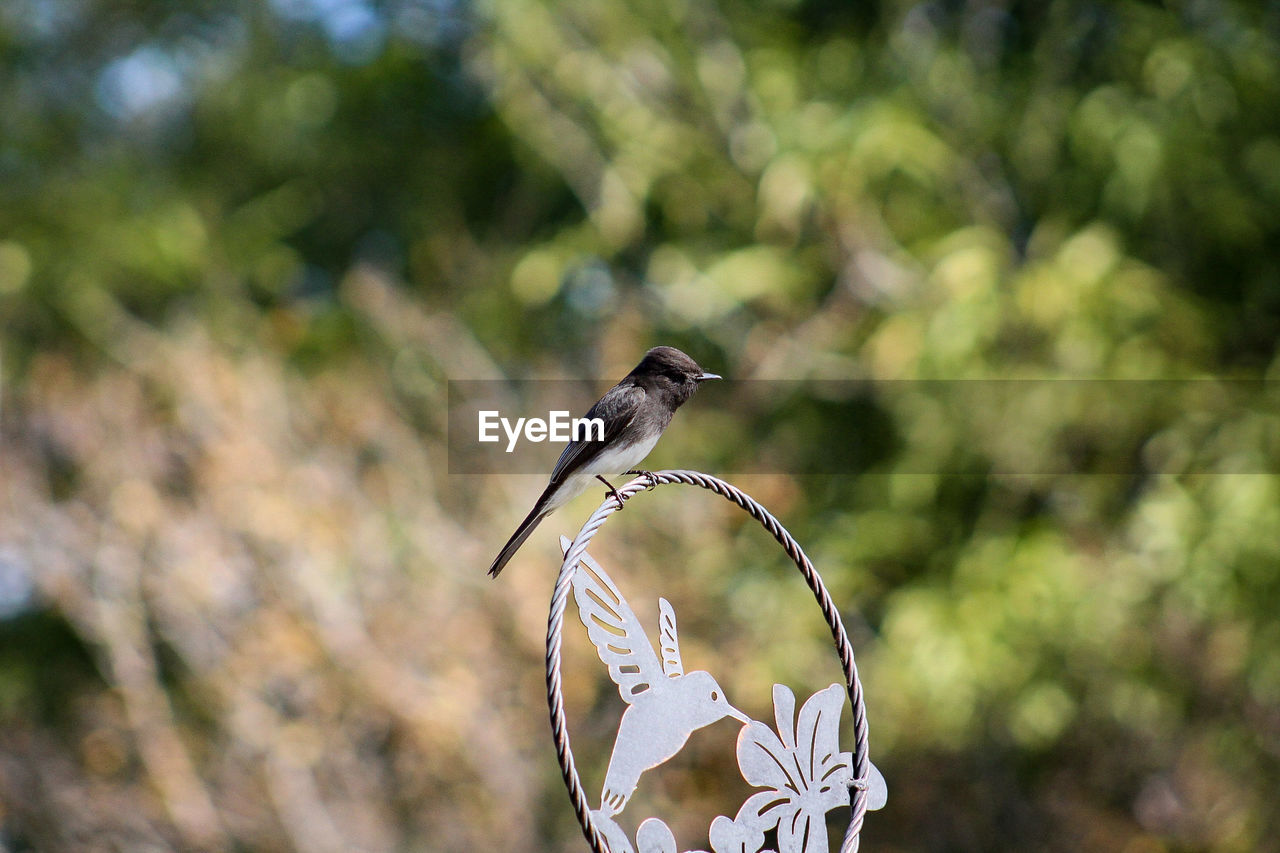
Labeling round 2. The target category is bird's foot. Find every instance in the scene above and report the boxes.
[624,469,659,490]
[596,475,626,509]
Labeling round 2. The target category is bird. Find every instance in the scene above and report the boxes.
[561,537,748,816]
[488,346,719,577]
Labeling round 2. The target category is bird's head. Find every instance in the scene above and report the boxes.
[679,670,749,727]
[629,346,720,404]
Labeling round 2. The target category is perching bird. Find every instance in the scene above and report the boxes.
[488,346,719,577]
[562,537,748,816]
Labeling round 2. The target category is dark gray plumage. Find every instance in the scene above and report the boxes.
[488,346,719,577]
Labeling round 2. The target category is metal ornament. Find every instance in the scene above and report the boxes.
[570,546,749,817]
[547,471,886,853]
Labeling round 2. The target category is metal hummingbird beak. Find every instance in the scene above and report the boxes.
[726,705,749,724]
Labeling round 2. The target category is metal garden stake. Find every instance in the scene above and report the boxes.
[546,471,886,853]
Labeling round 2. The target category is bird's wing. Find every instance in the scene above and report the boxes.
[561,537,663,703]
[657,598,683,678]
[547,384,646,486]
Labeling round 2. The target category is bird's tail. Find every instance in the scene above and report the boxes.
[488,503,549,577]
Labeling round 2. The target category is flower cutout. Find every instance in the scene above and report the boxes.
[711,684,853,853]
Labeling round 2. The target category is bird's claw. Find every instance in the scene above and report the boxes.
[625,470,658,490]
[596,475,626,509]
[599,472,657,508]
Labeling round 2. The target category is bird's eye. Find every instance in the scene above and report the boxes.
[711,691,719,701]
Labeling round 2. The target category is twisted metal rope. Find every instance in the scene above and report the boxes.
[546,470,871,853]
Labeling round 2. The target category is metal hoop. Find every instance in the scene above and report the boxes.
[546,470,871,853]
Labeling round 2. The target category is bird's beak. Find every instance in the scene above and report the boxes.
[726,705,749,724]
[697,372,721,382]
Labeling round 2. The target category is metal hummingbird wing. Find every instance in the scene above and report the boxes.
[560,536,664,702]
[657,598,683,678]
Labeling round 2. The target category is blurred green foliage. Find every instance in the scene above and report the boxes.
[2,0,1279,851]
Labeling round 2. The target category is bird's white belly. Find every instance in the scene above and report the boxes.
[583,432,662,479]
[543,433,662,512]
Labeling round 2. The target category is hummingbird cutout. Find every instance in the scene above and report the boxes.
[561,537,749,817]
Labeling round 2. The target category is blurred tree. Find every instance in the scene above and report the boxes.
[1,0,1278,851]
